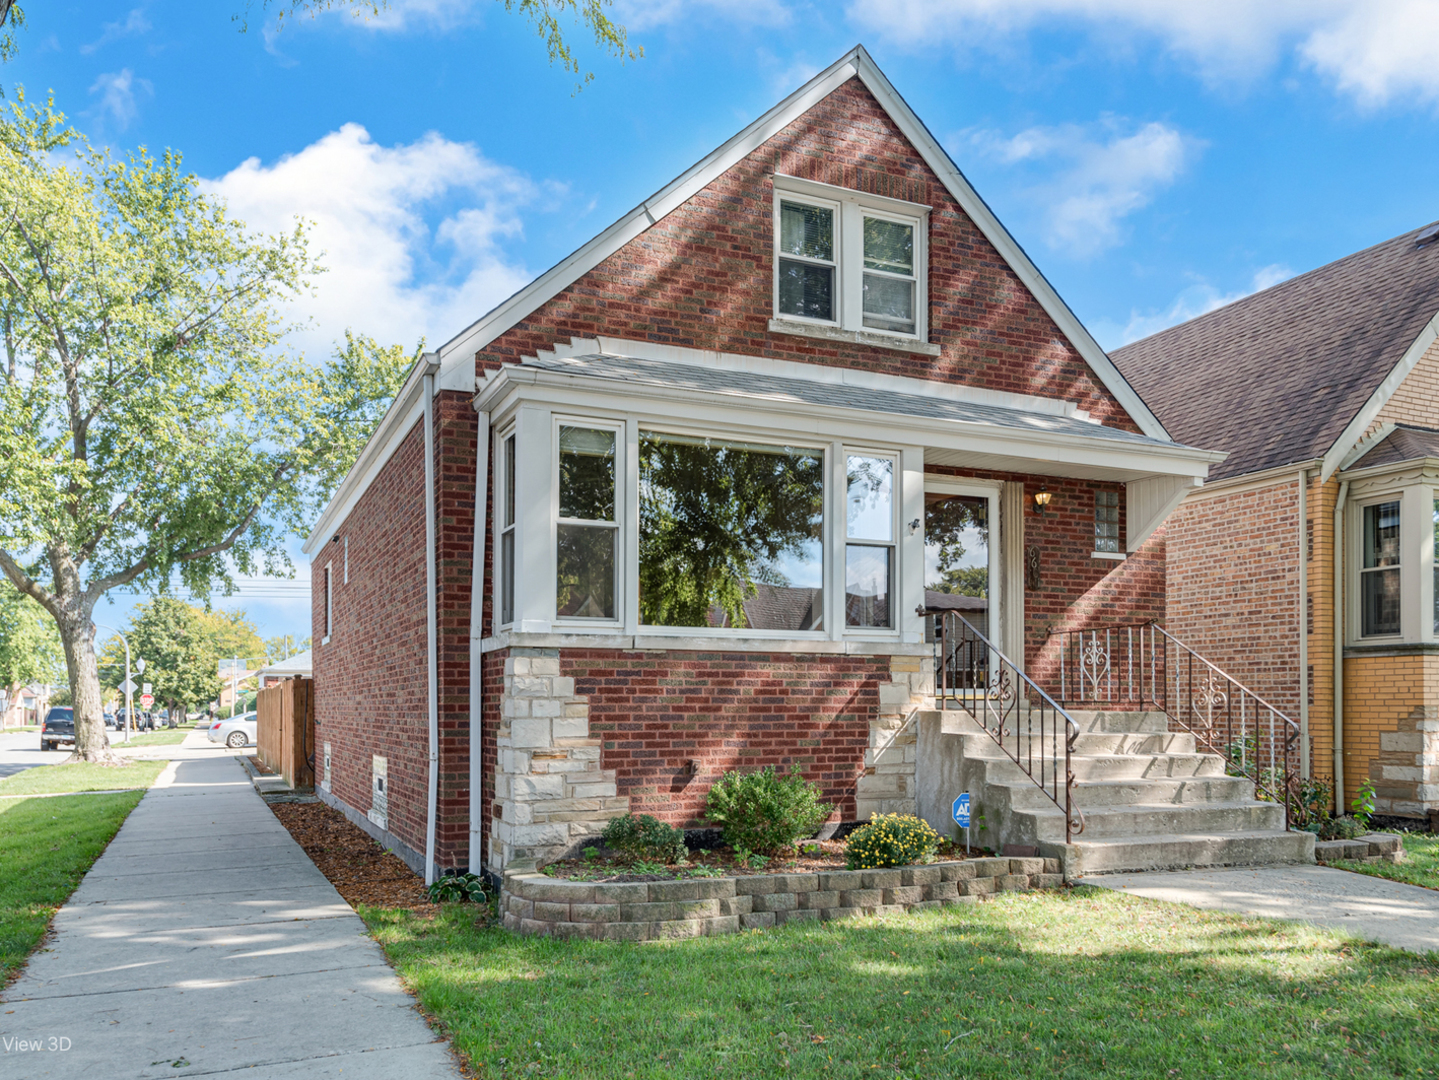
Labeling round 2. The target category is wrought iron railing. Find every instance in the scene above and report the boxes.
[928,609,1084,843]
[1046,622,1300,827]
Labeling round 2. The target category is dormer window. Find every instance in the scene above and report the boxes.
[771,175,929,345]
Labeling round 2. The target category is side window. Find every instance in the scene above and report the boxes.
[556,426,617,620]
[1360,500,1401,636]
[322,563,333,642]
[1094,490,1120,553]
[846,454,895,629]
[500,433,516,626]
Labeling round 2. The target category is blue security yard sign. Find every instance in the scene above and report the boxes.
[952,793,970,827]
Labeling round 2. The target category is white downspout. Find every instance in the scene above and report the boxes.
[1297,469,1309,779]
[1333,479,1349,810]
[469,408,490,876]
[423,363,440,887]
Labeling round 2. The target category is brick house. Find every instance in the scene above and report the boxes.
[1112,222,1439,825]
[303,47,1231,882]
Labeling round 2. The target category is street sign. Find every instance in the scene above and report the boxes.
[139,693,154,708]
[141,682,152,696]
[952,793,971,828]
[119,678,137,695]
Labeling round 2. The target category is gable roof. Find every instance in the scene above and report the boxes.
[305,46,1167,555]
[1349,424,1439,471]
[1110,222,1439,484]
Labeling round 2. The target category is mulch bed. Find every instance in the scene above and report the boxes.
[268,800,436,913]
[540,838,991,883]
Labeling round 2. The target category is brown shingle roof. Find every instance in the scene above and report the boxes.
[1350,424,1439,470]
[1110,223,1439,482]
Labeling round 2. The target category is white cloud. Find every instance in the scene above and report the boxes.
[846,0,1439,107]
[80,7,152,55]
[615,0,792,31]
[204,124,544,358]
[87,69,152,131]
[960,119,1200,258]
[1093,263,1293,349]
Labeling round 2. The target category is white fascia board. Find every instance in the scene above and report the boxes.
[303,354,441,555]
[434,48,866,381]
[1181,457,1321,502]
[473,366,1220,480]
[1337,454,1439,484]
[535,336,1084,418]
[846,49,1171,444]
[1320,310,1439,482]
[1340,423,1397,471]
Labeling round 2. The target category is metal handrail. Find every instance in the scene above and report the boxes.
[928,608,1084,843]
[1046,621,1301,827]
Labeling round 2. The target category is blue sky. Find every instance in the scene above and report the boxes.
[13,0,1439,642]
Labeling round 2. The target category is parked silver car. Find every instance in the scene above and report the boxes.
[207,712,257,749]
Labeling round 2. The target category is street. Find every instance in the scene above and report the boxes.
[0,729,69,780]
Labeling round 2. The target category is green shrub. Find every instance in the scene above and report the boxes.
[845,814,940,870]
[601,813,688,863]
[1351,776,1378,831]
[704,766,833,855]
[1319,815,1368,841]
[428,872,488,903]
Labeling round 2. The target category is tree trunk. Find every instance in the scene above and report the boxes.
[55,601,117,763]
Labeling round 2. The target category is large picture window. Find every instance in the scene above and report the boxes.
[1360,500,1401,637]
[846,455,894,628]
[556,426,617,620]
[638,433,824,631]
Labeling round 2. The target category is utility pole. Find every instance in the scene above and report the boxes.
[93,624,140,745]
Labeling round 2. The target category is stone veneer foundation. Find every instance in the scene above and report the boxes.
[501,856,1064,939]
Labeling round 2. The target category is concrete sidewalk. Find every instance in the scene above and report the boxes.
[1,751,459,1079]
[1083,863,1439,954]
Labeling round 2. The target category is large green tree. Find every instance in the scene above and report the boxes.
[0,99,412,761]
[0,580,63,708]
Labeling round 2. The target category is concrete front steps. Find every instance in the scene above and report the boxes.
[916,708,1315,876]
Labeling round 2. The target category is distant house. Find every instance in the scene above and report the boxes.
[1112,222,1439,823]
[255,650,313,688]
[304,47,1228,881]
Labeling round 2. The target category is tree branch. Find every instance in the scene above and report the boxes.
[0,548,59,619]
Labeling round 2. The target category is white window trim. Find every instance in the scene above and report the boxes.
[553,415,625,628]
[772,174,930,348]
[343,536,349,584]
[842,446,902,636]
[495,425,518,630]
[1345,482,1435,645]
[321,561,332,645]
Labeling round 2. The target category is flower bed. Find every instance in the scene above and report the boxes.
[501,857,1065,940]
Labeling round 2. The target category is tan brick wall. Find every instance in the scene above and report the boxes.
[1372,335,1439,433]
[1342,653,1439,816]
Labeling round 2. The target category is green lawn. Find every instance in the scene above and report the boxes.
[1329,833,1439,892]
[113,728,189,747]
[0,759,167,796]
[360,888,1439,1080]
[0,792,145,981]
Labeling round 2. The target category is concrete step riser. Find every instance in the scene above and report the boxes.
[1071,831,1315,875]
[1070,776,1256,805]
[1055,803,1287,841]
[1069,754,1226,781]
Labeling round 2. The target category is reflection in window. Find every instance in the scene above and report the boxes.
[1361,500,1400,637]
[639,433,824,630]
[846,456,893,627]
[777,202,835,323]
[861,216,915,334]
[923,493,989,632]
[557,426,617,620]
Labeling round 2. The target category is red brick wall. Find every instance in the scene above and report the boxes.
[313,420,430,858]
[564,649,886,827]
[475,78,1141,432]
[1165,481,1303,719]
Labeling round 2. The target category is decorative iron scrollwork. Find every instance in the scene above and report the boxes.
[1080,637,1109,698]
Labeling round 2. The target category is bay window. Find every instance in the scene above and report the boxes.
[556,425,618,621]
[1360,499,1401,637]
[772,176,929,344]
[499,432,516,626]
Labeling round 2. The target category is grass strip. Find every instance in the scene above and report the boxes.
[113,729,189,747]
[0,759,166,796]
[1329,833,1439,892]
[0,792,145,982]
[360,888,1439,1080]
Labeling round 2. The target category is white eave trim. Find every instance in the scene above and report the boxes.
[302,354,441,555]
[1320,309,1439,482]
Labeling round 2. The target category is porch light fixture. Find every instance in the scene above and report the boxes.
[1033,487,1052,515]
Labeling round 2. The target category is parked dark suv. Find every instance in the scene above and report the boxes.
[40,707,76,752]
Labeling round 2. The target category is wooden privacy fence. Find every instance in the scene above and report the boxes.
[257,677,314,789]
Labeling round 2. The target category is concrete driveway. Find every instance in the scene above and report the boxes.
[1083,863,1439,955]
[0,749,458,1079]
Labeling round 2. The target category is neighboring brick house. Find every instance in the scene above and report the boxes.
[304,47,1223,882]
[1112,222,1439,824]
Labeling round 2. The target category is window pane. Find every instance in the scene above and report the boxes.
[639,433,824,630]
[501,530,515,625]
[780,202,833,261]
[557,524,615,619]
[846,545,891,628]
[1095,490,1120,553]
[778,259,834,322]
[863,217,913,274]
[862,274,915,334]
[847,456,893,541]
[1363,501,1400,568]
[503,435,516,528]
[1361,567,1401,637]
[924,494,989,634]
[1434,498,1438,634]
[559,426,615,522]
